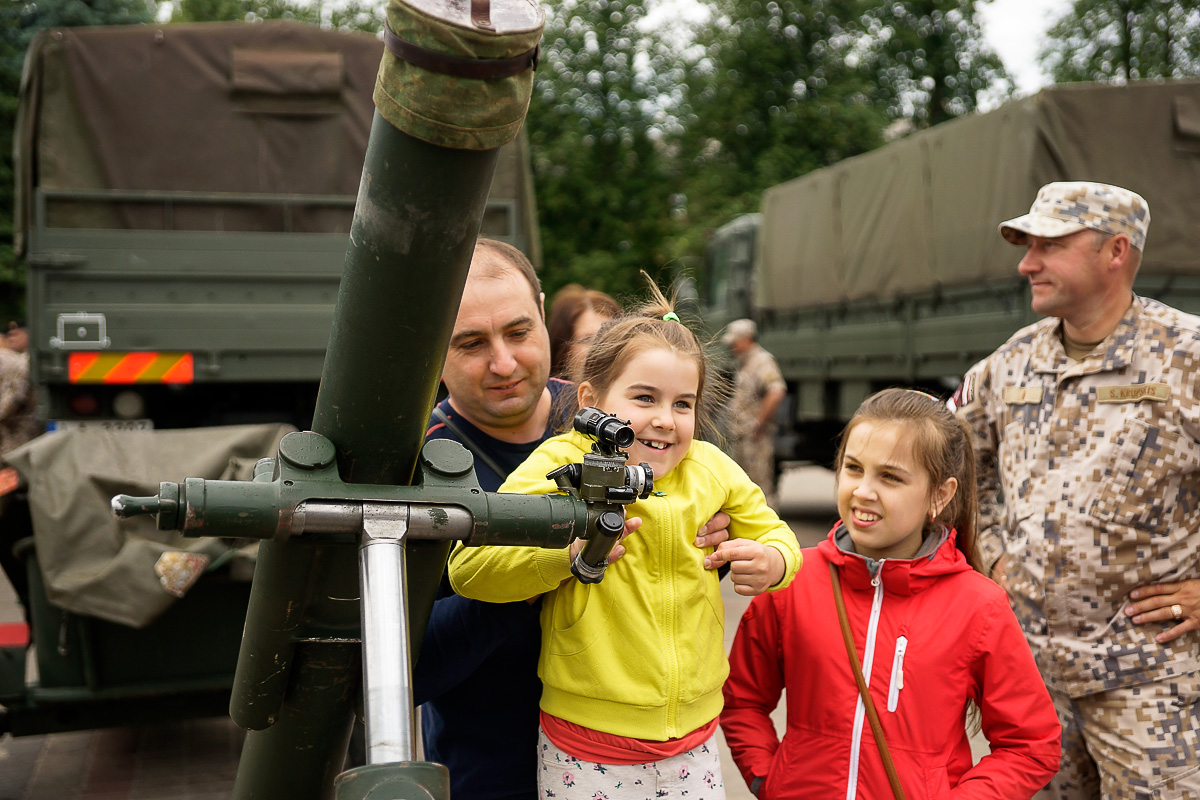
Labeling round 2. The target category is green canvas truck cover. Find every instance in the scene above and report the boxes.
[757,81,1200,310]
[14,20,540,262]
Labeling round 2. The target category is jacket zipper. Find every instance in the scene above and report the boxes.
[662,494,680,737]
[887,636,907,712]
[846,569,885,800]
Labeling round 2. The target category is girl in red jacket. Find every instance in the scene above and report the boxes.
[722,388,1061,799]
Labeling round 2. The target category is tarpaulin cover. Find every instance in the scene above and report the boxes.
[375,0,543,149]
[3,424,293,628]
[757,81,1200,310]
[14,20,540,261]
[14,22,382,249]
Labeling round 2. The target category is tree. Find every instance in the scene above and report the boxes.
[863,0,1011,127]
[673,0,887,261]
[173,0,247,23]
[667,0,1008,270]
[1040,0,1200,83]
[0,0,153,322]
[173,0,384,32]
[524,0,681,299]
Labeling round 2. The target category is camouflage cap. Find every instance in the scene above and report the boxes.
[999,181,1150,251]
[722,318,757,344]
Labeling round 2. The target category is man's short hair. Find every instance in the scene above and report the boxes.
[473,238,541,306]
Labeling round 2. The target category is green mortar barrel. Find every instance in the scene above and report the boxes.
[229,1,544,797]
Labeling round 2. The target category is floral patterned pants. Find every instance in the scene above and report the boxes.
[537,726,726,800]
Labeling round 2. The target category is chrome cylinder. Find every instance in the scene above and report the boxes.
[358,504,416,764]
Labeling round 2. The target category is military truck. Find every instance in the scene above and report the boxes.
[14,21,540,431]
[1,19,542,738]
[701,80,1200,463]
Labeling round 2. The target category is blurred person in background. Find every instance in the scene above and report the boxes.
[723,318,786,508]
[547,284,620,379]
[0,322,39,617]
[1,323,37,458]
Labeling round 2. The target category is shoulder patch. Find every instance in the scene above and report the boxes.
[949,370,977,411]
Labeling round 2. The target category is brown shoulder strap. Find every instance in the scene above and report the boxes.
[471,0,494,30]
[829,561,907,800]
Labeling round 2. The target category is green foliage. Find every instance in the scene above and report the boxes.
[173,0,384,32]
[1040,0,1200,82]
[525,0,680,300]
[0,0,153,321]
[524,0,1005,300]
[174,0,247,23]
[863,0,1011,126]
[171,0,379,31]
[682,0,882,194]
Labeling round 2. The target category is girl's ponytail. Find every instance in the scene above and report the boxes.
[564,274,730,444]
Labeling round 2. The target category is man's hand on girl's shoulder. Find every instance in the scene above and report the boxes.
[696,511,731,562]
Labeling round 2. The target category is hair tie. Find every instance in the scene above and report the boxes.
[905,389,943,404]
[662,312,680,323]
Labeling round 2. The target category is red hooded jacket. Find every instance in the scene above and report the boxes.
[722,526,1061,799]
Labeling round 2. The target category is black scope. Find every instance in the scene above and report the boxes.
[574,407,635,450]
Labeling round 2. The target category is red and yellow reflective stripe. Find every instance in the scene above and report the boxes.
[69,352,194,384]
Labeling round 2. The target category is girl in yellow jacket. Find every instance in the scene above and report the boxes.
[450,286,803,800]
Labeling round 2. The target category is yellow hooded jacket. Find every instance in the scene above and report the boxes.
[449,430,803,742]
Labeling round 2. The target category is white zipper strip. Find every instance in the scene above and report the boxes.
[887,636,908,712]
[845,570,885,800]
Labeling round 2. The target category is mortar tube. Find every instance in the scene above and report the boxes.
[230,115,499,798]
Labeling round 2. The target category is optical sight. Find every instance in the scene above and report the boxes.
[574,407,635,453]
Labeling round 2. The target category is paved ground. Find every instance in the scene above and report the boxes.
[0,464,933,799]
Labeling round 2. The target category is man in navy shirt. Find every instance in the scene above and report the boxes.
[418,239,730,800]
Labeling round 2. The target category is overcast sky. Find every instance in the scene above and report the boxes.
[978,0,1074,94]
[177,0,1078,102]
[642,0,1077,100]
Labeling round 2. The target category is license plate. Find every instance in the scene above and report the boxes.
[48,419,154,432]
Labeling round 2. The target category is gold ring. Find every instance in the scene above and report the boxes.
[1171,603,1184,620]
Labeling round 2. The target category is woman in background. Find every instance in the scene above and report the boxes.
[547,284,620,379]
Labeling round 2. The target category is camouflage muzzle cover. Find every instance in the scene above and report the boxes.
[374,0,544,150]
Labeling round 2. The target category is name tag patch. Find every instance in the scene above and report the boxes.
[1003,386,1044,405]
[1097,383,1170,403]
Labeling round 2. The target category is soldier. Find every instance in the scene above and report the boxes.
[0,324,37,458]
[954,182,1200,798]
[417,239,731,800]
[0,323,38,615]
[723,318,786,507]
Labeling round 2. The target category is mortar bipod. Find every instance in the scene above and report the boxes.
[108,428,648,780]
[111,433,588,766]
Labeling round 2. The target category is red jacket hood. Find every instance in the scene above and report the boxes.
[817,523,976,597]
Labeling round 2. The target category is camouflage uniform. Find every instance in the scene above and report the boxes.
[730,343,785,505]
[0,348,38,458]
[956,296,1200,799]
